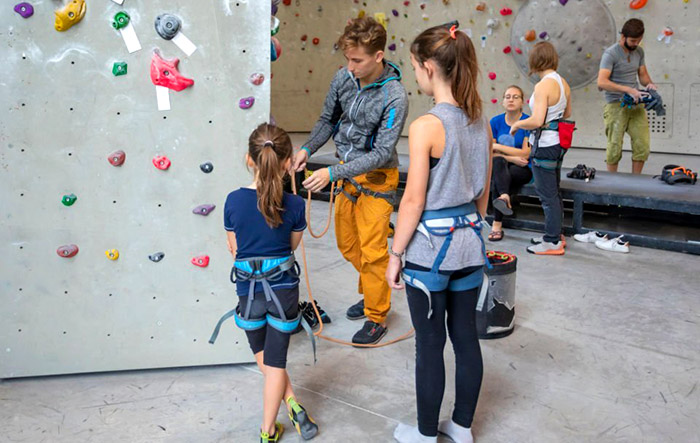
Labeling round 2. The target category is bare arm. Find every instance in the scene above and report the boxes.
[290,230,303,251]
[226,232,237,259]
[476,127,494,217]
[638,65,656,89]
[597,68,635,95]
[512,82,549,131]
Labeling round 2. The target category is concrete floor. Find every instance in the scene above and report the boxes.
[2,142,700,443]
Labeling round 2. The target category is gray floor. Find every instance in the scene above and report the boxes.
[2,141,700,443]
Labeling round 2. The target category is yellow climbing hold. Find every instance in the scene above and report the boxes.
[664,73,669,80]
[374,12,387,29]
[54,0,86,32]
[586,53,592,59]
[358,10,366,18]
[105,249,120,260]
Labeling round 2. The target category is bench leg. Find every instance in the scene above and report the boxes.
[572,198,583,233]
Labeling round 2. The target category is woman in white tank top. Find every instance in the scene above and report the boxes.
[509,42,573,255]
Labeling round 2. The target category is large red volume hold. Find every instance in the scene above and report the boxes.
[150,50,194,92]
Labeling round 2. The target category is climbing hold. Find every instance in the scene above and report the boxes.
[312,37,320,45]
[392,9,399,17]
[358,10,365,19]
[154,13,181,40]
[191,255,210,267]
[586,53,592,59]
[112,62,128,76]
[499,7,512,16]
[57,244,79,258]
[559,0,569,4]
[658,27,674,44]
[488,72,497,81]
[152,155,171,170]
[388,43,397,51]
[282,0,291,5]
[487,19,500,35]
[374,12,387,29]
[491,99,498,104]
[539,31,549,40]
[629,0,648,9]
[525,30,536,42]
[105,249,120,260]
[200,162,213,173]
[239,96,255,110]
[149,252,165,263]
[193,204,216,216]
[54,0,86,32]
[403,0,410,5]
[420,3,426,9]
[250,73,265,85]
[62,193,77,206]
[476,2,486,12]
[14,2,33,18]
[271,16,280,36]
[150,50,194,92]
[514,47,523,54]
[503,46,512,54]
[108,150,126,167]
[271,37,282,61]
[112,11,130,30]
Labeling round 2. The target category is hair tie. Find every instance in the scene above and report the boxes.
[263,140,274,148]
[449,24,458,40]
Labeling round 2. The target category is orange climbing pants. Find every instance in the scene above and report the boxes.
[334,168,399,324]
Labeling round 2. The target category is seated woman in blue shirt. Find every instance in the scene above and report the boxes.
[488,85,532,241]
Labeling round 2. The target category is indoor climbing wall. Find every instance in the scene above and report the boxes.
[271,0,700,155]
[0,0,271,378]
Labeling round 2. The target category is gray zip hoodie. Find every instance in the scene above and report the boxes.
[302,61,409,181]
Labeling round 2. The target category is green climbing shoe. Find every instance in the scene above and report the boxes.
[287,397,318,440]
[260,422,284,443]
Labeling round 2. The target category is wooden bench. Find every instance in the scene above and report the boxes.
[305,153,700,255]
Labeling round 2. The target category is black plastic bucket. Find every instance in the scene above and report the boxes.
[476,251,517,339]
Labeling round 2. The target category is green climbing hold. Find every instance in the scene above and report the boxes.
[112,62,127,76]
[112,11,130,30]
[62,193,77,206]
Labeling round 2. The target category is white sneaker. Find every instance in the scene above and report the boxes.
[595,236,630,253]
[574,231,608,243]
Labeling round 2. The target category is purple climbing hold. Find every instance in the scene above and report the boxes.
[193,204,216,216]
[239,96,255,110]
[559,0,568,4]
[392,9,399,17]
[388,43,397,51]
[539,31,548,39]
[14,2,34,18]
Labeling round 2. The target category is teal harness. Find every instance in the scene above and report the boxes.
[209,255,316,360]
[401,203,491,318]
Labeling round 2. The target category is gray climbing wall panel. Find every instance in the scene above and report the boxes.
[0,0,271,378]
[271,0,700,155]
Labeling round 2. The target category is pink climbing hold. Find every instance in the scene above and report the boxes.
[57,244,79,258]
[191,255,210,267]
[153,155,171,170]
[503,46,512,54]
[499,7,512,16]
[249,73,265,85]
[488,72,497,81]
[491,99,498,104]
[239,97,255,110]
[193,204,216,216]
[514,47,523,54]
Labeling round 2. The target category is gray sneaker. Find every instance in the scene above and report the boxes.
[527,241,565,255]
[346,299,366,320]
[531,235,567,248]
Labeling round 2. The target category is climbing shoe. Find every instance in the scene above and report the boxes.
[346,299,366,320]
[352,321,387,346]
[294,301,331,334]
[287,397,319,440]
[260,422,284,443]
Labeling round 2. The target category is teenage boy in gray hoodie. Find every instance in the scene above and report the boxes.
[292,17,408,345]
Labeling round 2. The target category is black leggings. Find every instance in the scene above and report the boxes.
[238,287,299,369]
[491,156,532,222]
[404,263,483,437]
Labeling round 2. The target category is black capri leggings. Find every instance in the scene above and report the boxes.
[491,156,532,222]
[404,262,484,437]
[238,286,299,369]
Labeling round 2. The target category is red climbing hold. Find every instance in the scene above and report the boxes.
[57,244,79,258]
[488,72,497,80]
[491,99,498,104]
[403,1,410,5]
[282,0,291,5]
[107,150,126,166]
[191,255,210,267]
[153,155,171,170]
[150,50,194,92]
[312,37,320,45]
[514,47,523,54]
[500,7,512,16]
[300,34,308,41]
[503,46,512,54]
[629,0,647,9]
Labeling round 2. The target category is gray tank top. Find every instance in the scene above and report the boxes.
[404,103,490,270]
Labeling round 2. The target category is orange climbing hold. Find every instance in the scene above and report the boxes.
[629,0,648,9]
[525,30,536,42]
[476,2,486,11]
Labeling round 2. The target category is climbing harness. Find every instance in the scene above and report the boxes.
[293,173,414,348]
[567,164,596,181]
[209,254,317,360]
[337,177,398,207]
[621,89,665,116]
[401,203,492,319]
[654,165,697,185]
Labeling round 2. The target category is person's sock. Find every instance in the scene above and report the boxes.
[438,419,473,443]
[393,423,437,442]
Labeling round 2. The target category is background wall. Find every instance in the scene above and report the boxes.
[1,0,270,378]
[271,0,700,155]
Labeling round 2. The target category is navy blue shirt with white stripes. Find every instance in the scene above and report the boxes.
[224,188,306,295]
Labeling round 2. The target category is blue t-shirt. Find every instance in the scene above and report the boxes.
[224,188,307,295]
[490,113,530,150]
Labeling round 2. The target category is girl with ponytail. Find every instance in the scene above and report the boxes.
[223,123,318,442]
[386,25,492,443]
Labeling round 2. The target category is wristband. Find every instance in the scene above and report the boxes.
[388,247,404,258]
[301,147,311,156]
[327,166,334,182]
